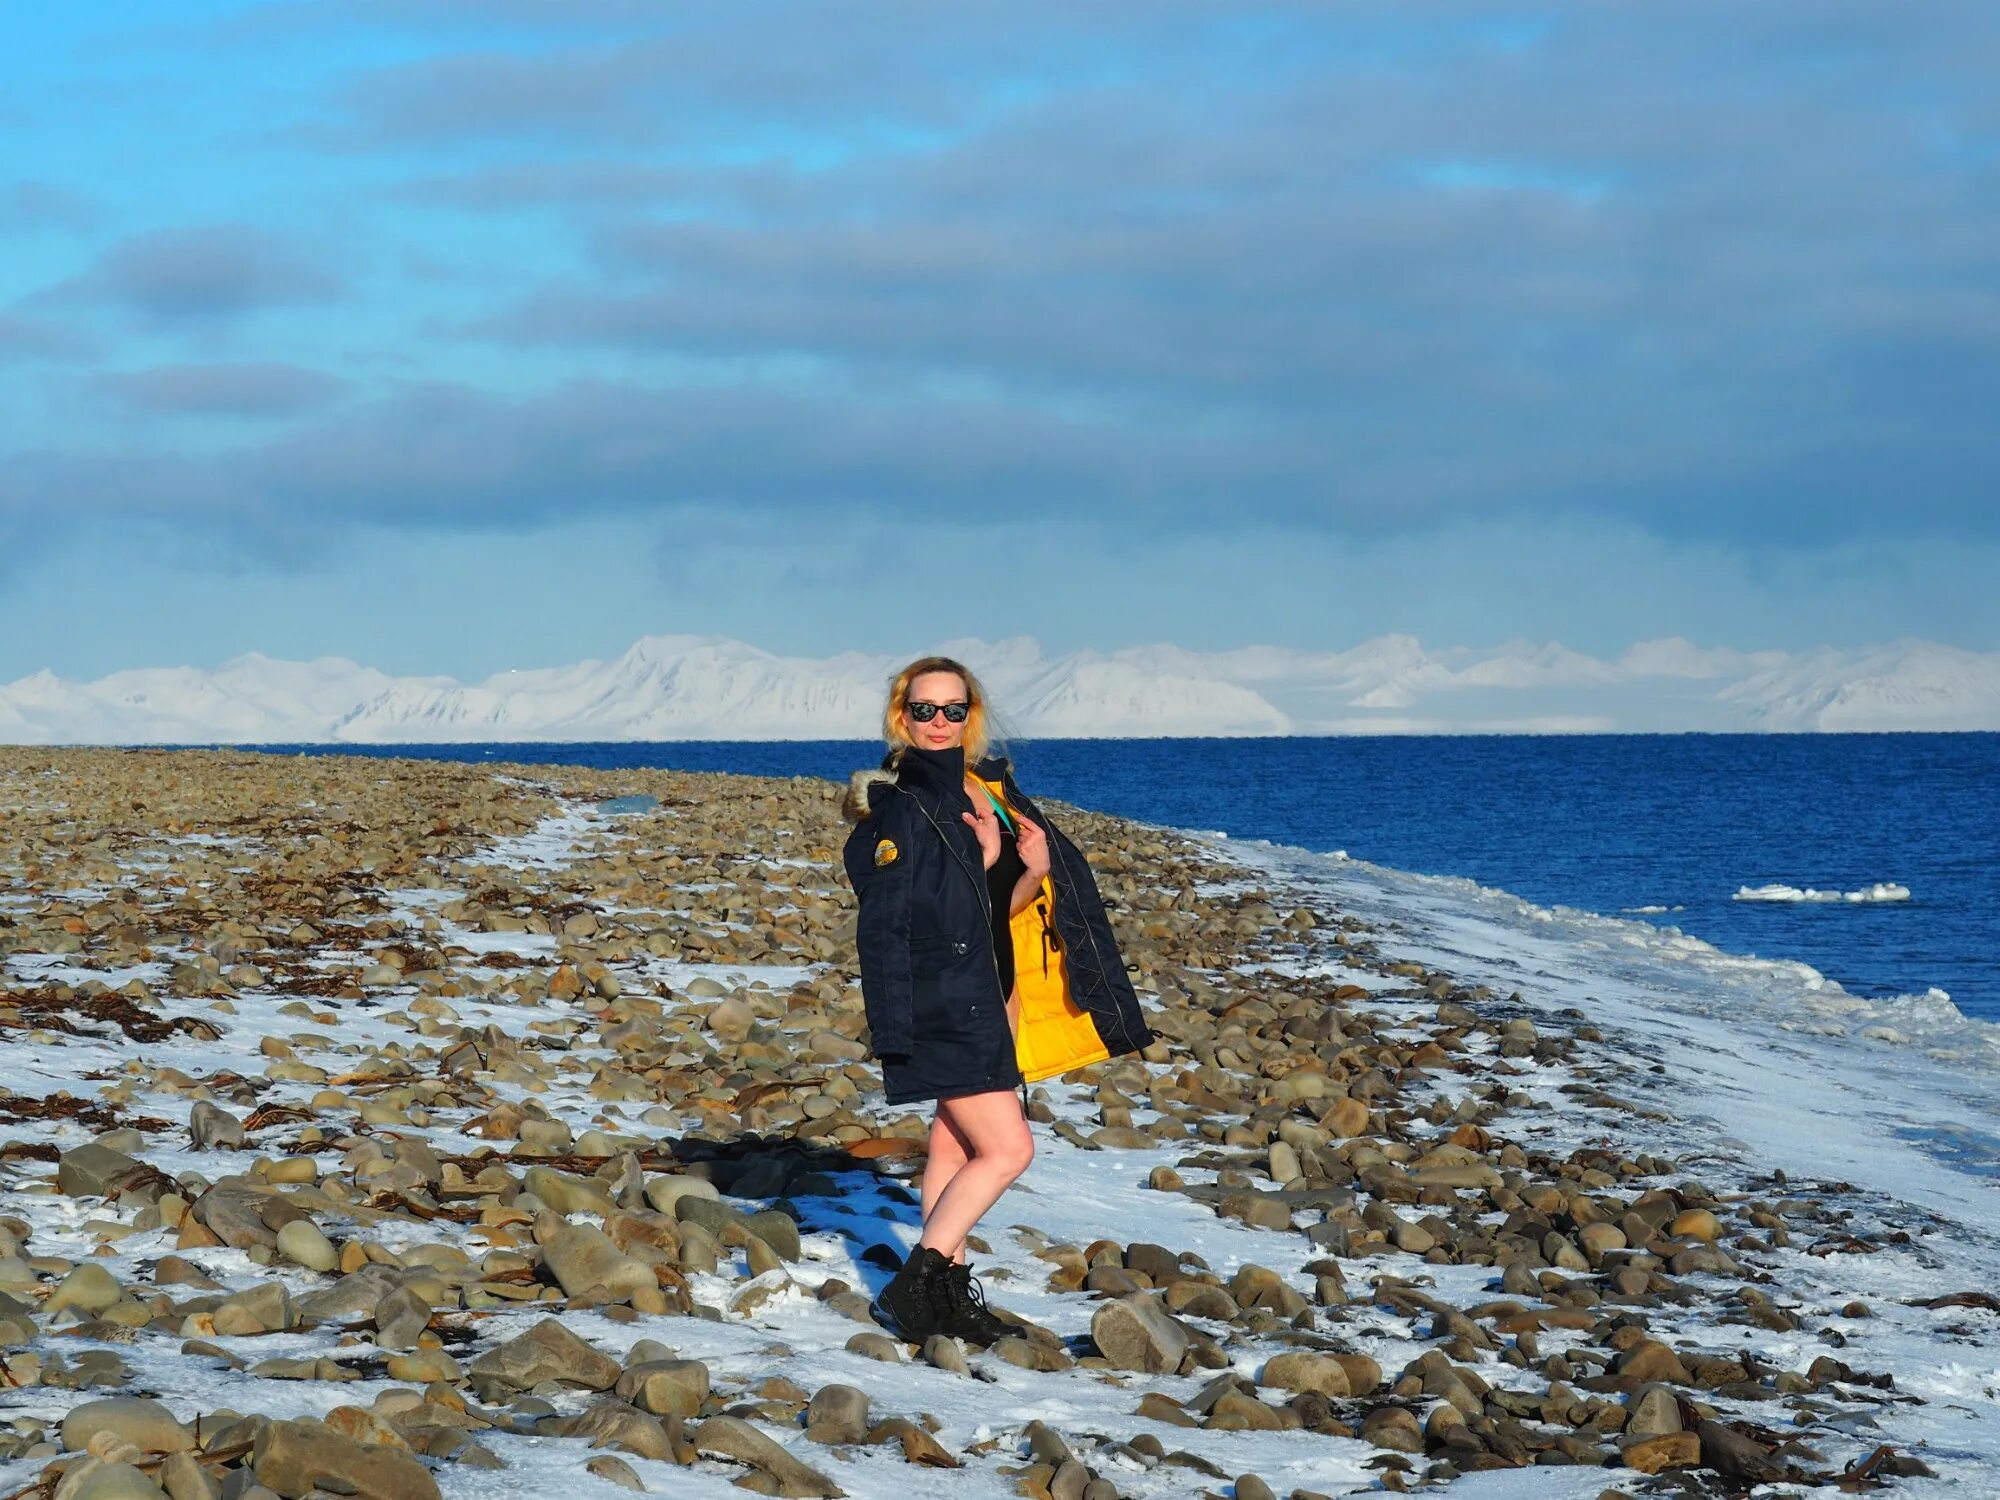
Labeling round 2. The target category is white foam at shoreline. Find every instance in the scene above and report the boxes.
[1216,833,2000,1190]
[1733,880,1911,903]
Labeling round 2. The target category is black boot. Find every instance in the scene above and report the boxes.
[872,1245,952,1343]
[938,1259,1013,1345]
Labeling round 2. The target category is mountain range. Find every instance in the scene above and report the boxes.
[2,634,1996,744]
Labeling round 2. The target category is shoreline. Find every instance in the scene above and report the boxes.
[0,746,1988,1497]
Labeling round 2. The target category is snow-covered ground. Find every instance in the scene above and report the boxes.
[5,794,1998,1497]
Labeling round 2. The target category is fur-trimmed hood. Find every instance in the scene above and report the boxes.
[841,766,900,822]
[840,745,1011,822]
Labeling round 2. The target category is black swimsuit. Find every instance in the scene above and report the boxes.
[983,795,1024,997]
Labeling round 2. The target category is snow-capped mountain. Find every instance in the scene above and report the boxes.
[329,637,886,742]
[1,634,1996,744]
[1717,641,2000,732]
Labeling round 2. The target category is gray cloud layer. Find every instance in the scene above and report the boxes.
[41,225,346,323]
[92,362,352,418]
[0,180,100,232]
[9,2,2000,572]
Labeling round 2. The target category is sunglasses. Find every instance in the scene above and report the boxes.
[906,700,971,723]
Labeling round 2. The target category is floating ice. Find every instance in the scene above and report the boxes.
[1733,881,1911,904]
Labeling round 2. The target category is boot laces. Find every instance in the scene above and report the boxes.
[950,1262,991,1313]
[922,1251,960,1319]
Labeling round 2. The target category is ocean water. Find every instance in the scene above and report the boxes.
[264,732,1997,1023]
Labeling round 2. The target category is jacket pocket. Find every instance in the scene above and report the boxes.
[908,932,964,976]
[909,936,981,1038]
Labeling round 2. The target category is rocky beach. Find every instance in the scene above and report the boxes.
[0,746,1987,1500]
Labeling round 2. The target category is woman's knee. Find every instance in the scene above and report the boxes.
[989,1125,1034,1181]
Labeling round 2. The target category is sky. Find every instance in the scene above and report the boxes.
[3,1,1998,683]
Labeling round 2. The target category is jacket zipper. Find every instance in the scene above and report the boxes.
[903,788,1014,1067]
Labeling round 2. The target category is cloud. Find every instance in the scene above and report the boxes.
[39,226,346,323]
[0,313,98,363]
[10,0,2000,584]
[371,2,2000,548]
[92,362,352,418]
[0,374,1286,550]
[0,180,100,232]
[319,7,1116,149]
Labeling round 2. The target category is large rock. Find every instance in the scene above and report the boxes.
[467,1318,620,1396]
[1615,1339,1692,1386]
[1625,1384,1683,1439]
[691,1417,843,1498]
[1622,1431,1701,1474]
[373,1286,434,1350]
[643,1175,719,1216]
[1332,1353,1383,1396]
[191,1182,309,1250]
[804,1385,870,1445]
[522,1166,616,1217]
[1090,1294,1190,1373]
[558,1402,677,1461]
[276,1220,338,1273]
[705,998,754,1043]
[296,1267,402,1327]
[213,1281,292,1335]
[53,1461,171,1500]
[188,1103,245,1151]
[61,1399,195,1455]
[1695,1420,1784,1484]
[614,1359,710,1418]
[58,1144,144,1200]
[46,1263,123,1317]
[1259,1352,1350,1398]
[542,1225,656,1303]
[743,1210,802,1263]
[252,1418,441,1500]
[1359,1406,1424,1453]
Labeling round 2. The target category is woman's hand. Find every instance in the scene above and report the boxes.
[963,799,1002,869]
[1015,814,1050,882]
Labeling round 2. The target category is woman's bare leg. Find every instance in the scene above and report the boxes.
[917,1089,1035,1261]
[919,1109,974,1264]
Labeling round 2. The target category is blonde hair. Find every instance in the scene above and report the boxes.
[883,655,993,765]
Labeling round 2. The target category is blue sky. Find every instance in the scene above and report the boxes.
[3,2,1997,680]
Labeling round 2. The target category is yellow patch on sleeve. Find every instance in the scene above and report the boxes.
[873,838,899,867]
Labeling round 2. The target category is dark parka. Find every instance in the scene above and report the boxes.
[841,744,1155,1105]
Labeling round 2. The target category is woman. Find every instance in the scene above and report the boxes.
[841,655,1156,1344]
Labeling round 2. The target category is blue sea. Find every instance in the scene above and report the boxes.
[265,732,1997,1025]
